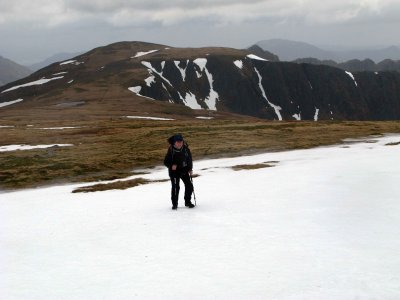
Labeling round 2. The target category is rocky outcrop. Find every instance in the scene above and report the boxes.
[129,55,400,120]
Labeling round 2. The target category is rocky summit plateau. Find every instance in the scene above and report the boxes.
[1,41,400,121]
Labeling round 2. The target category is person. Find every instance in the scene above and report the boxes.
[164,134,195,210]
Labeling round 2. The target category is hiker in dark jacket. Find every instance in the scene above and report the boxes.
[164,134,195,210]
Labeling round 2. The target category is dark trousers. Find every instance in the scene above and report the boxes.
[170,172,193,206]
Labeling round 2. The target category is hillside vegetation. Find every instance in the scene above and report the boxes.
[1,118,400,190]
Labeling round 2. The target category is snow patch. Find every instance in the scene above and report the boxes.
[60,60,76,65]
[193,58,219,110]
[145,75,155,87]
[247,54,268,61]
[345,71,358,86]
[128,86,155,101]
[204,80,219,111]
[126,116,174,121]
[254,67,282,120]
[142,61,173,87]
[0,99,23,107]
[128,86,142,94]
[193,58,207,78]
[174,60,188,81]
[0,125,15,128]
[183,92,202,110]
[60,60,82,66]
[193,58,207,71]
[292,113,301,121]
[132,50,158,58]
[35,127,80,130]
[0,144,73,152]
[314,108,320,121]
[234,60,243,69]
[196,116,214,120]
[2,77,64,93]
[52,72,68,76]
[68,80,74,84]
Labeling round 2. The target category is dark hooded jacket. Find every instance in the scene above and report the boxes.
[164,143,193,176]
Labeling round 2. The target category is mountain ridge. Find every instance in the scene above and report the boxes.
[256,39,400,62]
[1,41,400,121]
[293,57,400,73]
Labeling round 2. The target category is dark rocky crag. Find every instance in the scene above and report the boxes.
[1,41,400,121]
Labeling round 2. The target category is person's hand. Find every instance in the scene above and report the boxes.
[172,165,177,171]
[189,170,193,176]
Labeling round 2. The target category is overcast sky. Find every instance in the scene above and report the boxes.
[1,0,399,65]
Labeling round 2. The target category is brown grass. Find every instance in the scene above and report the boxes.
[72,177,168,193]
[1,119,400,190]
[232,163,276,171]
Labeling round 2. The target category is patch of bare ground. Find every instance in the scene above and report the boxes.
[72,178,169,193]
[385,141,400,146]
[232,162,276,171]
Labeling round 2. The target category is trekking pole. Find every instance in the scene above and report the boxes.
[190,174,196,206]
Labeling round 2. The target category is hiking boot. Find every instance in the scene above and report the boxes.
[172,205,177,210]
[185,202,195,208]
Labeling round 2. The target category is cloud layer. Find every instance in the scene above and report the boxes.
[1,0,398,27]
[1,0,399,64]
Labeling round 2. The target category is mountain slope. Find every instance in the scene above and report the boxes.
[0,56,32,87]
[1,41,400,121]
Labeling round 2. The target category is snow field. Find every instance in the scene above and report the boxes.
[1,135,400,300]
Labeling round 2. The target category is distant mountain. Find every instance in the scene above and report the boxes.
[256,39,335,61]
[293,58,400,73]
[256,39,400,62]
[1,41,400,121]
[29,52,83,71]
[0,56,32,87]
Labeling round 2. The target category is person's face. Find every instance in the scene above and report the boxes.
[174,140,183,149]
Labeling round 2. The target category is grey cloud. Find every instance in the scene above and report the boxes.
[1,0,400,64]
[66,0,267,12]
[0,0,398,30]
